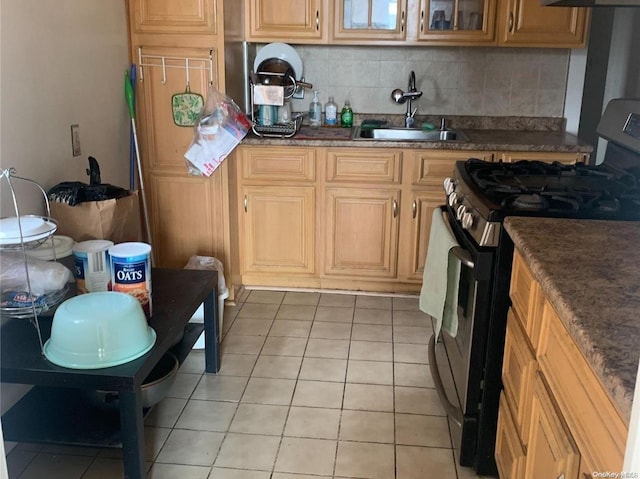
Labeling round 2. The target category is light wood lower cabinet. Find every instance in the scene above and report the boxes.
[499,151,589,164]
[496,250,628,479]
[525,374,580,479]
[324,187,400,278]
[240,185,315,275]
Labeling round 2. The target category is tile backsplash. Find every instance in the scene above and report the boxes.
[284,45,569,118]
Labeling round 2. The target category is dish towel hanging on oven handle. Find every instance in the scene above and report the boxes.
[419,208,461,339]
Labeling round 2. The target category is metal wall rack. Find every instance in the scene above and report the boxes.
[0,168,66,355]
[137,47,215,85]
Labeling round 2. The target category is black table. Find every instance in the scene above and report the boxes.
[1,268,220,479]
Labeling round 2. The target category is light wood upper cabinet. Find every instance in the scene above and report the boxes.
[130,0,218,34]
[415,0,497,44]
[331,0,408,42]
[247,0,328,41]
[496,0,589,47]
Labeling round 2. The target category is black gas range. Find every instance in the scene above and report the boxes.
[445,158,640,248]
[427,98,640,476]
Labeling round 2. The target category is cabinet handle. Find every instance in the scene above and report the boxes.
[243,195,248,213]
[420,10,425,32]
[508,12,514,32]
[412,200,417,219]
[401,11,405,32]
[315,10,319,31]
[393,199,398,218]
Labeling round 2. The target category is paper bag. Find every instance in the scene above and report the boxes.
[49,191,142,244]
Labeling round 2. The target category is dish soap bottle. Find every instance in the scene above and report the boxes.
[309,91,322,127]
[340,100,353,128]
[324,96,338,126]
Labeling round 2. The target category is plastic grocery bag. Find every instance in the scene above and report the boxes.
[184,84,251,177]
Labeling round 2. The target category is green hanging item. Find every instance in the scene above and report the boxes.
[171,83,204,127]
[171,59,204,127]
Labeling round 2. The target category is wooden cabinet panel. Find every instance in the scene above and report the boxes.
[496,393,526,479]
[247,0,326,41]
[499,151,586,165]
[148,168,229,270]
[503,310,537,446]
[399,188,444,282]
[241,147,316,181]
[331,0,408,42]
[411,150,493,186]
[326,148,401,183]
[497,0,588,47]
[324,187,400,278]
[509,251,544,350]
[416,0,498,44]
[240,186,315,275]
[537,299,627,474]
[525,374,580,479]
[130,0,218,34]
[136,46,218,172]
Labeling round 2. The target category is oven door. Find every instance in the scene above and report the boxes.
[428,205,495,467]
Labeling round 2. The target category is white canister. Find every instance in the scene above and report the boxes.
[108,242,152,318]
[72,240,113,294]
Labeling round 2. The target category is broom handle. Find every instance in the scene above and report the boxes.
[125,71,155,265]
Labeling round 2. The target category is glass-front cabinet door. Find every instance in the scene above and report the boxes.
[417,0,496,43]
[332,0,407,42]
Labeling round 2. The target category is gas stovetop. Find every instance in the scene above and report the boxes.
[465,159,640,220]
[445,159,640,247]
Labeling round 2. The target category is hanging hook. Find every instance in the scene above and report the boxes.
[161,56,167,85]
[185,58,191,92]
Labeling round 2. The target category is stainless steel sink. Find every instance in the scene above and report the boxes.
[352,126,469,142]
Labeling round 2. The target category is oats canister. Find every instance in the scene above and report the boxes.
[72,240,113,294]
[108,242,152,318]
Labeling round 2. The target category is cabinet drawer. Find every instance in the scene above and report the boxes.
[326,148,401,183]
[537,299,626,474]
[496,392,526,479]
[509,251,544,350]
[503,309,537,447]
[241,146,316,181]
[411,150,493,186]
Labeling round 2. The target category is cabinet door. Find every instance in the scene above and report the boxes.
[247,0,327,41]
[499,151,586,165]
[240,186,315,275]
[148,167,229,270]
[416,0,497,44]
[524,374,580,479]
[332,0,408,42]
[129,0,218,34]
[136,46,218,172]
[496,393,526,479]
[497,0,589,47]
[398,188,443,282]
[324,188,400,278]
[502,310,537,446]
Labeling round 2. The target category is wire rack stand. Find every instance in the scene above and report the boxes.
[249,79,303,138]
[0,168,67,354]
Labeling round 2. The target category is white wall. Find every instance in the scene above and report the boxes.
[0,0,130,459]
[0,0,130,217]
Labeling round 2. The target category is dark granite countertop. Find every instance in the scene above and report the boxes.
[242,115,593,154]
[504,217,640,422]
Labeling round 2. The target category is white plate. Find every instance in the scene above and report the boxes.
[254,43,303,80]
[0,216,57,245]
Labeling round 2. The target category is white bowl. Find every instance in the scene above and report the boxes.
[44,292,156,369]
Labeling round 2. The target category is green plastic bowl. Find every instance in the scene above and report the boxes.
[44,292,156,369]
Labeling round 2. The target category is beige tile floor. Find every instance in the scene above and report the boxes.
[5,289,492,479]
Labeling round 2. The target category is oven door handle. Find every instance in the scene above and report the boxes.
[451,246,474,269]
[428,334,463,428]
[441,208,475,269]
